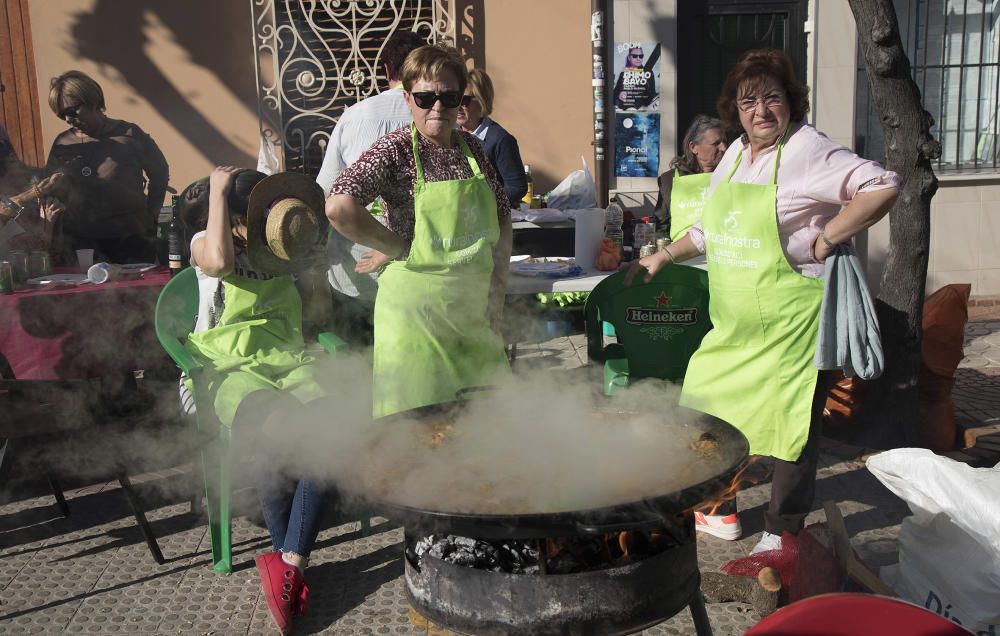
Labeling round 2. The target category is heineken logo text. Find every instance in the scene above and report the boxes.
[626,307,698,325]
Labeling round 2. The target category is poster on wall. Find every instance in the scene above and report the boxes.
[615,113,660,177]
[612,41,661,111]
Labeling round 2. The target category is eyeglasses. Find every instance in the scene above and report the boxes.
[58,104,81,120]
[629,52,644,58]
[736,93,785,113]
[410,90,462,109]
[460,95,475,107]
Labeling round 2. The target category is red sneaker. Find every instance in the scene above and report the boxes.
[255,551,306,634]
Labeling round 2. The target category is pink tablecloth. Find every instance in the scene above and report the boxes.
[0,268,172,380]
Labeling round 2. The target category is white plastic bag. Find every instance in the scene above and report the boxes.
[546,156,597,211]
[867,448,1000,634]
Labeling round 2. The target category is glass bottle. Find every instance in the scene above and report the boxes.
[167,195,184,277]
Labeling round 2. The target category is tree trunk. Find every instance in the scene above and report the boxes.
[848,0,939,448]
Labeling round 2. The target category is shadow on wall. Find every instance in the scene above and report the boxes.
[66,0,257,169]
[455,0,486,69]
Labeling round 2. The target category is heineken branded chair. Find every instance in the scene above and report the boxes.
[585,265,711,395]
[154,267,363,573]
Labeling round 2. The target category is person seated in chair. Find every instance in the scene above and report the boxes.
[177,167,332,636]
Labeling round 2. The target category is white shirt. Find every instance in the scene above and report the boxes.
[471,116,491,142]
[315,87,412,194]
[189,230,276,333]
[315,87,412,301]
[688,123,901,279]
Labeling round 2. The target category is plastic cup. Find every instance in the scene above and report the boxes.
[87,262,121,284]
[76,249,95,271]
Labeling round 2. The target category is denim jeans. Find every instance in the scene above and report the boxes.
[237,390,329,557]
[255,474,327,557]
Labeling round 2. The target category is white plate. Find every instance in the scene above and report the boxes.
[26,273,90,286]
[509,257,580,278]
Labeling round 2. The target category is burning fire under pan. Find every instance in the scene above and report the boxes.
[356,392,750,636]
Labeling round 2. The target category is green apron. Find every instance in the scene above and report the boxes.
[185,273,323,427]
[679,132,823,461]
[669,169,713,242]
[372,125,510,418]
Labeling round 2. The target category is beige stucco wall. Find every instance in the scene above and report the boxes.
[28,0,260,203]
[480,0,594,196]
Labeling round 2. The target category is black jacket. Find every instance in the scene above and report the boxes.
[481,119,527,209]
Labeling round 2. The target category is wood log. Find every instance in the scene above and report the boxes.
[964,425,1000,449]
[822,500,896,596]
[701,567,781,617]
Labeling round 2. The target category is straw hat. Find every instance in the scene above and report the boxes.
[246,172,326,275]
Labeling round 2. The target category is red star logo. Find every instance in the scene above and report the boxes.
[655,292,671,306]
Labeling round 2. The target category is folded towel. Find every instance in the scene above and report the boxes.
[814,244,884,379]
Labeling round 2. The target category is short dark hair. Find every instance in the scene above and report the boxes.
[717,48,810,133]
[178,169,266,232]
[382,30,426,81]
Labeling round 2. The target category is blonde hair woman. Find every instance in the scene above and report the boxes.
[456,68,527,208]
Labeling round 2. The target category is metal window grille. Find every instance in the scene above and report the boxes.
[855,0,1000,172]
[251,0,455,176]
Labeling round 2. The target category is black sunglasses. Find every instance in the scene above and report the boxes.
[460,95,474,107]
[58,104,81,120]
[410,90,462,109]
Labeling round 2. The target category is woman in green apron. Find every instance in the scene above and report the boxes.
[179,168,330,635]
[654,114,727,243]
[325,45,512,419]
[627,49,900,553]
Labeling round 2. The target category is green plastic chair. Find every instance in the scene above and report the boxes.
[585,264,711,395]
[154,267,354,573]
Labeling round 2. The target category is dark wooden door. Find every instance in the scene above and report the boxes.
[677,0,808,151]
[0,0,44,167]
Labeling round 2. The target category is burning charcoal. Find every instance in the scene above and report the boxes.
[446,548,478,567]
[428,543,447,560]
[548,551,582,574]
[413,535,436,557]
[454,536,478,550]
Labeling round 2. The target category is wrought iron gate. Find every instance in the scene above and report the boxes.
[250,0,456,176]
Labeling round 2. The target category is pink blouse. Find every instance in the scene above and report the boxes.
[687,123,901,278]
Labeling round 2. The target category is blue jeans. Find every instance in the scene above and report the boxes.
[238,390,329,557]
[255,474,326,557]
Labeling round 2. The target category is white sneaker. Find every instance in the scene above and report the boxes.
[694,512,742,540]
[750,531,783,554]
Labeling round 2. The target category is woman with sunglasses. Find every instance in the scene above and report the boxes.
[455,69,527,209]
[626,49,900,553]
[45,70,169,264]
[326,45,511,418]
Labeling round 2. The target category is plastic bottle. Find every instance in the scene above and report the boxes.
[521,164,533,206]
[167,194,184,278]
[604,198,624,259]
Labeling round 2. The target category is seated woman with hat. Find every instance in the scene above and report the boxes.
[178,166,330,636]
